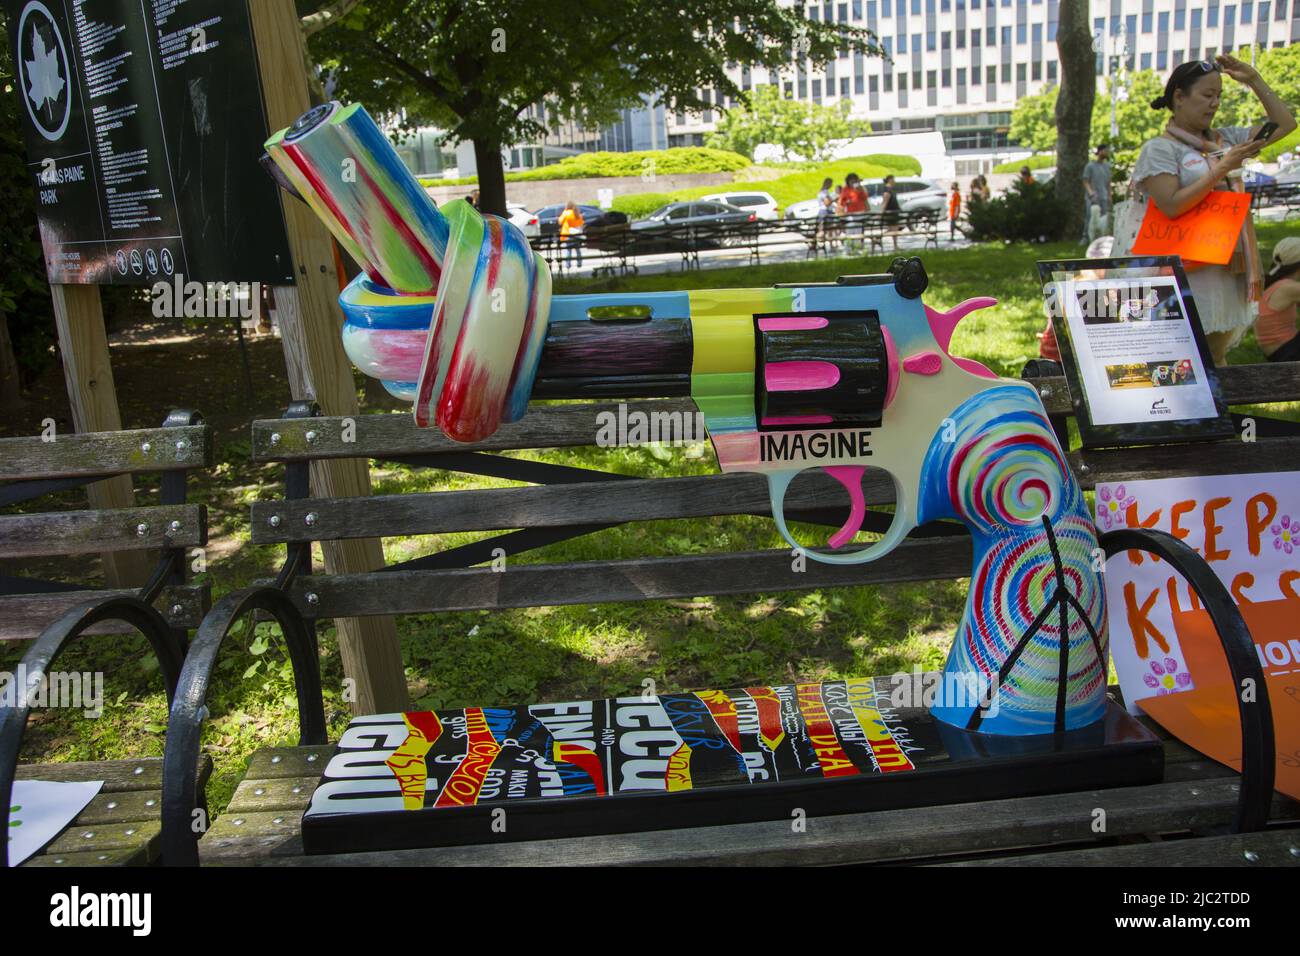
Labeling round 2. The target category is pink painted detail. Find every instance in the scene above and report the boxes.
[764,360,840,392]
[902,351,944,376]
[881,327,900,409]
[757,315,829,332]
[824,465,867,550]
[923,297,999,379]
[953,356,998,379]
[761,415,834,427]
[924,297,997,351]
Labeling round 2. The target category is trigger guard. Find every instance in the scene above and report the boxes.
[767,470,916,565]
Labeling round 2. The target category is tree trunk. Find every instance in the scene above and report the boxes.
[472,137,508,218]
[1054,0,1096,242]
[0,310,24,407]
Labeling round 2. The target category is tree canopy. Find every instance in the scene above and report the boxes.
[301,0,879,214]
[1009,44,1300,173]
[706,84,867,163]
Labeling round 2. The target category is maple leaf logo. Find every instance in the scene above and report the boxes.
[25,24,65,120]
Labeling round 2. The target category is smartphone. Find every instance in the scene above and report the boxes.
[1253,121,1279,143]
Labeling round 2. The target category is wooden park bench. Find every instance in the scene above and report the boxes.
[0,410,213,867]
[155,359,1299,867]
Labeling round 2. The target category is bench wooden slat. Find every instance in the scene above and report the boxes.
[1071,436,1300,488]
[250,471,878,543]
[251,427,1295,544]
[0,504,207,559]
[251,400,698,461]
[45,819,161,856]
[0,425,211,480]
[16,755,211,794]
[0,585,210,640]
[200,766,1293,866]
[22,846,149,867]
[282,538,975,617]
[249,365,1300,462]
[939,827,1300,867]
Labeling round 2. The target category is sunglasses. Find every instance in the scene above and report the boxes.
[1193,60,1223,74]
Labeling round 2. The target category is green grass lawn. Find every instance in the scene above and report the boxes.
[6,223,1296,816]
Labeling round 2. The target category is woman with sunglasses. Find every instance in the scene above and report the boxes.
[1129,55,1295,365]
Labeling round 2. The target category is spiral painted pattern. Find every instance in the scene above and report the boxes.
[921,386,1107,734]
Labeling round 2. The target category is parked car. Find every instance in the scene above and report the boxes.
[862,177,947,216]
[528,203,628,240]
[506,202,536,237]
[630,200,759,250]
[784,198,823,220]
[698,190,780,221]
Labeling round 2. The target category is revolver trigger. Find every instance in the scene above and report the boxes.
[823,465,867,550]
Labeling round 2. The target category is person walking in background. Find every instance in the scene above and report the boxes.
[1018,166,1035,187]
[1081,144,1112,242]
[816,176,835,248]
[1128,55,1296,364]
[1254,237,1300,362]
[558,200,585,270]
[969,175,990,204]
[948,182,962,238]
[880,174,903,251]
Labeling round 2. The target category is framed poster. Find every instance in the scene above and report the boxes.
[1037,256,1233,448]
[5,0,294,284]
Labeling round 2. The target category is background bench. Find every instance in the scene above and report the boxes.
[156,360,1299,865]
[0,410,213,867]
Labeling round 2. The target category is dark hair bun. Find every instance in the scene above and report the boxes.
[1151,94,1169,110]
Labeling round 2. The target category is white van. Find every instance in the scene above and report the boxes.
[698,191,780,221]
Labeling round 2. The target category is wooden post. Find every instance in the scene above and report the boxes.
[249,0,408,715]
[50,284,151,589]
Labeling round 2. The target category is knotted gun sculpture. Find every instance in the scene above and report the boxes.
[266,103,1107,737]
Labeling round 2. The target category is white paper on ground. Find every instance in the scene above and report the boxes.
[7,779,103,866]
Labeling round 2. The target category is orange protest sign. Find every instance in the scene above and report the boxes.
[1129,191,1251,266]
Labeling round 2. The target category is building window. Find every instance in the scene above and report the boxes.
[942,31,951,50]
[913,70,923,88]
[884,72,893,91]
[842,77,852,96]
[942,68,951,86]
[1141,52,1152,69]
[1032,60,1041,80]
[958,30,966,48]
[1002,62,1011,82]
[927,30,936,50]
[1243,1,1253,21]
[927,68,937,88]
[1047,60,1057,81]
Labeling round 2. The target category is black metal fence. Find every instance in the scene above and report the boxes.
[531,210,944,277]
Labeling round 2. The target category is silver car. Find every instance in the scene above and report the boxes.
[863,178,947,216]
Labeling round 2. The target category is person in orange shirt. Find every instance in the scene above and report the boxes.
[839,173,868,249]
[1254,237,1300,362]
[558,200,585,270]
[948,182,962,238]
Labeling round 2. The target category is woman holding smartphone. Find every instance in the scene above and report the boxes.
[1128,55,1295,365]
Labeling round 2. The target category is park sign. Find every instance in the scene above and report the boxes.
[5,0,293,284]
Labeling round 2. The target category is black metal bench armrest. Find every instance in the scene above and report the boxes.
[0,595,184,867]
[1099,527,1274,833]
[161,587,326,866]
